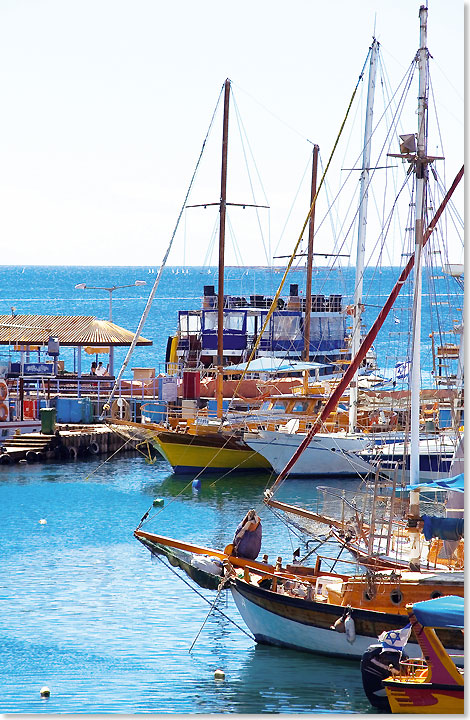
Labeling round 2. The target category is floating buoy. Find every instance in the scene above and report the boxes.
[40,686,50,698]
[39,519,47,525]
[214,669,225,680]
[152,498,164,508]
[192,478,202,490]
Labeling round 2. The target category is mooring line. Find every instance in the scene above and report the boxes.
[154,554,254,642]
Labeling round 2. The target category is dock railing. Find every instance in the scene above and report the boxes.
[5,374,162,423]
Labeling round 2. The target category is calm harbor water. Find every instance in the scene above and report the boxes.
[0,264,462,714]
[1,455,372,714]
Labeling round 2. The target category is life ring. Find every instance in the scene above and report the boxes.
[0,381,7,400]
[0,402,8,421]
[110,398,131,421]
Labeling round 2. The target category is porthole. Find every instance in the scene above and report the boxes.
[390,589,403,605]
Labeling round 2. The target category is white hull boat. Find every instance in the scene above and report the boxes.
[244,429,375,477]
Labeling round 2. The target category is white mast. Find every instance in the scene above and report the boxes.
[348,38,379,433]
[410,5,429,499]
[407,5,429,570]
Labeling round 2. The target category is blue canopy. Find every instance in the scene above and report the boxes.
[408,473,464,493]
[412,595,464,629]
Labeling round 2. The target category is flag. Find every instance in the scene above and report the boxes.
[393,360,411,381]
[378,623,412,650]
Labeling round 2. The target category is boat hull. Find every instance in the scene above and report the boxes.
[244,430,375,477]
[230,578,463,661]
[155,430,271,473]
[384,681,464,714]
[363,437,455,481]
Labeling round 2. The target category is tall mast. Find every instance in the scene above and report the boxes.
[409,6,429,509]
[406,5,430,571]
[216,79,231,418]
[348,38,379,433]
[303,144,319,390]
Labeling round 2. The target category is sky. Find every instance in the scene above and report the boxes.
[0,0,464,267]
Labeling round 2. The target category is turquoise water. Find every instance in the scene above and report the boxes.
[0,455,372,714]
[0,264,462,713]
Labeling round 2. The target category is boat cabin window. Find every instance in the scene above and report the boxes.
[202,311,246,332]
[271,400,288,413]
[309,316,346,350]
[292,401,309,413]
[246,313,270,337]
[272,314,302,341]
[178,312,201,336]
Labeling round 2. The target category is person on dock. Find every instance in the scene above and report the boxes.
[95,362,107,376]
[232,509,262,559]
[90,361,97,375]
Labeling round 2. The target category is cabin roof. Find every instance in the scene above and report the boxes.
[0,314,153,347]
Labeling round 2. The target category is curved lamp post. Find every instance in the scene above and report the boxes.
[75,280,147,375]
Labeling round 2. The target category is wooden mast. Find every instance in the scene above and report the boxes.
[216,79,231,418]
[302,145,319,392]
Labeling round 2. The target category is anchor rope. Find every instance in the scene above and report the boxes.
[152,553,254,641]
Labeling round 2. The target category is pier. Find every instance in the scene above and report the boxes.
[0,424,139,464]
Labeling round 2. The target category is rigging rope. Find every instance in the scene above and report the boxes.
[99,83,225,420]
[152,553,254,641]
[226,48,373,410]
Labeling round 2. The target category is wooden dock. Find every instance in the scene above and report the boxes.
[0,424,139,464]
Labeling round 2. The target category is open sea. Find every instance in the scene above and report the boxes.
[0,265,463,715]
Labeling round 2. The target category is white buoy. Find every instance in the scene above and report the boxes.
[39,519,47,525]
[40,686,50,698]
[214,669,225,680]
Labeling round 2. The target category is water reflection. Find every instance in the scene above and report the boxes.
[232,644,372,714]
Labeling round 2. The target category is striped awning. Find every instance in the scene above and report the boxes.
[0,315,152,347]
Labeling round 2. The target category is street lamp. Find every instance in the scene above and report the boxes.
[75,281,147,322]
[75,280,147,375]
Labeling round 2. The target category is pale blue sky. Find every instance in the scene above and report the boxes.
[0,0,464,266]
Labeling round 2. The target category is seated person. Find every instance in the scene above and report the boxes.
[95,361,108,376]
[232,509,262,560]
